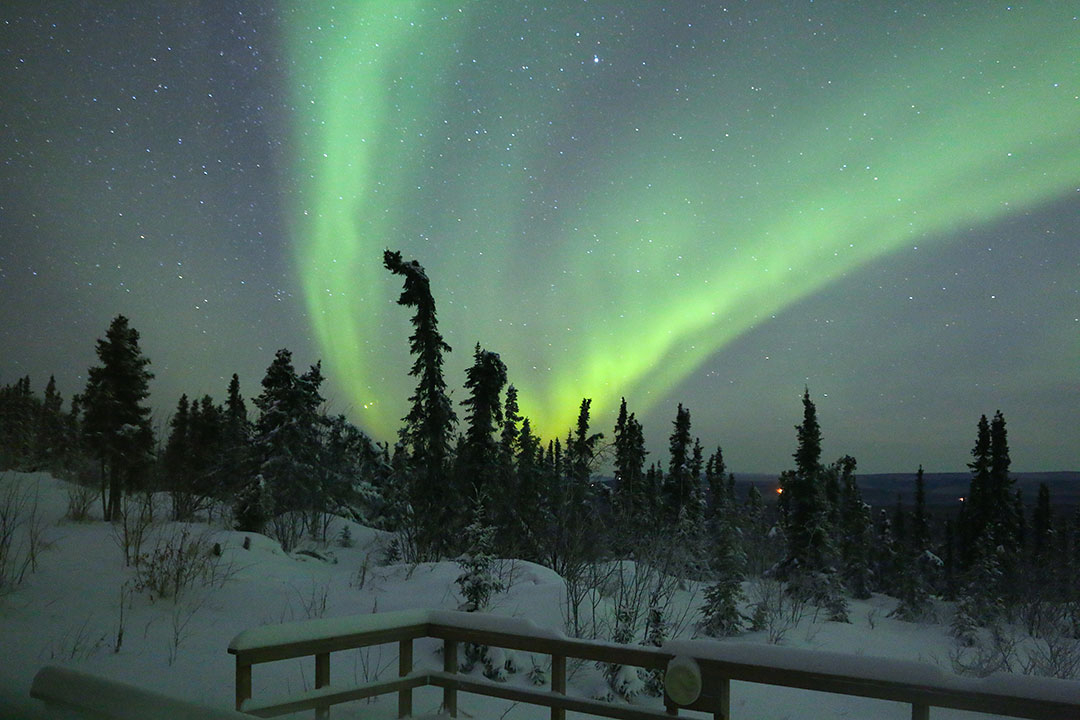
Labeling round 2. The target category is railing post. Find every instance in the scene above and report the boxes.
[235,656,252,712]
[398,638,413,718]
[550,654,566,720]
[315,652,330,720]
[443,639,458,717]
[715,677,730,720]
[912,703,929,720]
[665,693,679,715]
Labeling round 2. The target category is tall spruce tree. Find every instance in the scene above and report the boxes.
[0,377,37,469]
[512,417,544,560]
[664,404,697,522]
[568,399,602,529]
[82,315,155,521]
[779,388,846,620]
[1031,482,1053,566]
[834,456,873,600]
[955,411,1015,631]
[963,414,992,564]
[458,344,507,499]
[700,451,746,637]
[163,394,193,519]
[493,384,521,550]
[35,375,68,469]
[612,398,648,527]
[248,349,325,549]
[891,465,935,620]
[220,373,252,502]
[384,250,457,556]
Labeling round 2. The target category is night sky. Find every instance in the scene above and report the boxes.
[2,2,1078,474]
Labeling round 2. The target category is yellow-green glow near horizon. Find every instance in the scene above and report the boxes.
[288,3,1079,440]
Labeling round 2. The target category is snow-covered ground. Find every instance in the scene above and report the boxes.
[0,471,1073,719]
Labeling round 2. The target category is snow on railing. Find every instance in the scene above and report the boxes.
[227,609,1080,720]
[30,665,250,720]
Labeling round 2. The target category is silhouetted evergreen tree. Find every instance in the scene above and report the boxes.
[664,404,699,523]
[955,411,1015,630]
[705,445,733,524]
[0,376,38,470]
[778,389,846,620]
[248,349,325,550]
[163,394,194,519]
[492,384,521,551]
[384,250,457,557]
[220,373,252,502]
[891,466,935,621]
[962,414,992,565]
[700,458,746,637]
[35,375,69,469]
[512,417,544,560]
[458,344,507,503]
[643,463,664,532]
[834,456,873,600]
[612,398,648,527]
[1031,482,1053,567]
[82,315,155,521]
[318,413,382,531]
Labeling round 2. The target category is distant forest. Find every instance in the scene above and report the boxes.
[2,249,1078,678]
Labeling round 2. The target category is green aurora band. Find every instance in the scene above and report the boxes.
[286,3,1080,440]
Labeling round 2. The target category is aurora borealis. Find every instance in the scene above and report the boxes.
[2,2,1078,472]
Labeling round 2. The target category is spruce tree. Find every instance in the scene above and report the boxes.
[0,376,39,470]
[562,399,603,566]
[957,411,1015,625]
[700,463,746,637]
[163,394,193,519]
[612,398,648,529]
[220,373,252,502]
[835,456,873,600]
[513,417,543,560]
[494,384,521,551]
[1031,482,1053,566]
[248,349,325,549]
[35,375,68,469]
[384,250,457,556]
[82,315,154,521]
[891,466,935,621]
[963,414,992,564]
[458,344,508,501]
[912,465,930,553]
[780,389,846,620]
[705,445,729,524]
[663,404,696,522]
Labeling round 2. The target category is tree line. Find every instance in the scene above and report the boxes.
[1,250,1078,655]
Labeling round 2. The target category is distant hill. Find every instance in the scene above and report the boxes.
[729,471,1080,511]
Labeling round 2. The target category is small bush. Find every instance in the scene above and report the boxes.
[132,525,229,603]
[0,475,46,593]
[64,481,97,522]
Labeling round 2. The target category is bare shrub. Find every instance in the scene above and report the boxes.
[0,475,47,593]
[47,615,107,661]
[271,511,305,553]
[111,492,154,567]
[747,577,806,644]
[950,612,1080,681]
[132,525,232,603]
[65,480,98,522]
[293,578,331,619]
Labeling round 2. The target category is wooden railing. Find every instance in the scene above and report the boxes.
[30,665,252,720]
[228,609,1080,720]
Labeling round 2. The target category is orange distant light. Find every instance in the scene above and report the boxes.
[776,487,784,494]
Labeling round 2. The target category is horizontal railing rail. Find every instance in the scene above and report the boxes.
[228,609,1080,720]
